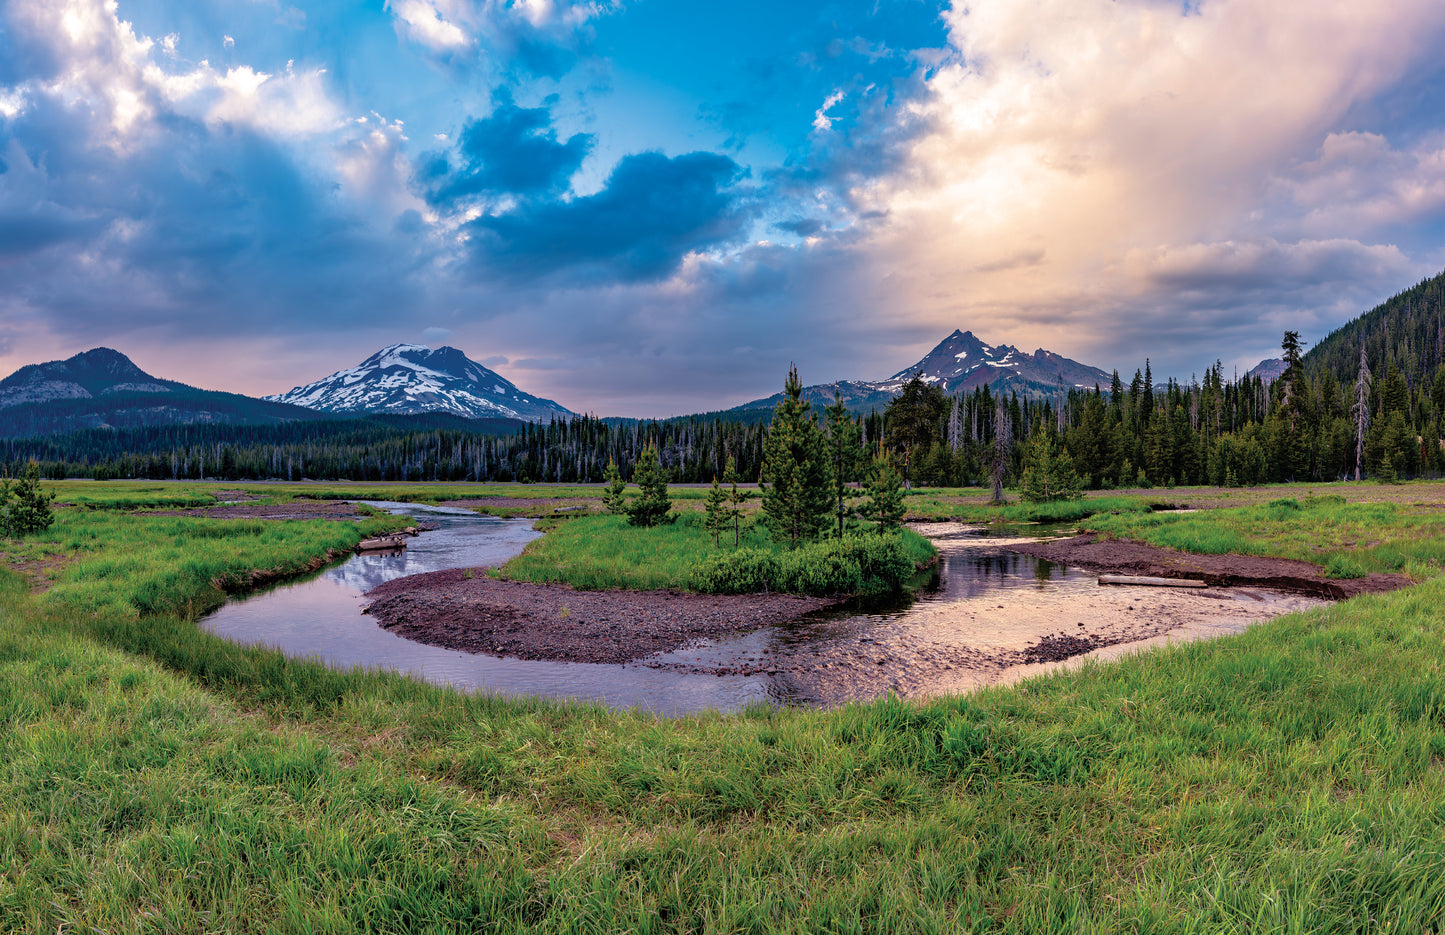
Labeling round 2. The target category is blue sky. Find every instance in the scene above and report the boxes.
[4,0,1445,416]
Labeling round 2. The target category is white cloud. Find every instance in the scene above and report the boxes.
[812,90,846,132]
[4,0,345,148]
[384,0,618,57]
[387,0,472,52]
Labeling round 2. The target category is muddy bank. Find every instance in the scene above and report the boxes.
[1001,533,1410,600]
[363,568,841,665]
[438,497,597,515]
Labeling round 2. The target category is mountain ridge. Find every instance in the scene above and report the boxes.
[0,348,327,437]
[727,329,1113,414]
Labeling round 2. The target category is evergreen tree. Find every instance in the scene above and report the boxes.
[703,474,728,546]
[626,443,672,527]
[1019,433,1083,503]
[759,366,833,546]
[1,461,56,537]
[883,376,947,489]
[722,455,746,546]
[601,457,627,514]
[860,455,906,531]
[824,390,864,537]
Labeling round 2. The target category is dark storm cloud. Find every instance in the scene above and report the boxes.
[471,150,753,283]
[425,91,593,202]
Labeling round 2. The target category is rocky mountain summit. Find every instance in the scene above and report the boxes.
[0,348,172,409]
[265,344,574,423]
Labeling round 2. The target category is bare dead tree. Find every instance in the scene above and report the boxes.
[1352,342,1372,482]
[990,398,1012,503]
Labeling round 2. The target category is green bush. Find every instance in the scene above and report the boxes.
[690,548,780,594]
[692,533,914,596]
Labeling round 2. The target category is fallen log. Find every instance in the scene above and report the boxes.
[357,535,409,552]
[1099,574,1206,588]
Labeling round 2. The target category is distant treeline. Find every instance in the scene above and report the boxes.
[4,272,1445,487]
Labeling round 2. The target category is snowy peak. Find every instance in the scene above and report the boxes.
[265,344,574,423]
[880,330,1109,395]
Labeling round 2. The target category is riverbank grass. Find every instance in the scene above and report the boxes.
[11,507,405,617]
[1084,493,1445,580]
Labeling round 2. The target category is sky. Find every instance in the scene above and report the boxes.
[4,0,1445,417]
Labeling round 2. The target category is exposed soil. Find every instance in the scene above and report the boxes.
[1001,533,1411,599]
[437,497,598,516]
[151,501,375,521]
[363,568,842,665]
[213,489,263,502]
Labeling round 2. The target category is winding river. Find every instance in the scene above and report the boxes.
[202,502,1321,714]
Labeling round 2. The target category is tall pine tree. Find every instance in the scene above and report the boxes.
[825,390,864,537]
[760,366,833,546]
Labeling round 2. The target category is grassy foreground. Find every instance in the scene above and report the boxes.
[4,482,1445,930]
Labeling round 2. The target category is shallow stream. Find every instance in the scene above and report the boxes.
[202,503,1321,714]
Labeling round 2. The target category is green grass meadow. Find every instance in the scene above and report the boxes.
[4,479,1445,931]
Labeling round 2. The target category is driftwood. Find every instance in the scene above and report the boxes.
[357,535,409,552]
[1098,574,1206,589]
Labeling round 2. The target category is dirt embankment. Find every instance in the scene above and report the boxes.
[1002,534,1411,600]
[363,568,841,665]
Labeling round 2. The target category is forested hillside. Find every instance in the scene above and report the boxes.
[1306,270,1445,388]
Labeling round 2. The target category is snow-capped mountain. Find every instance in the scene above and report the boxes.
[265,344,574,423]
[728,330,1112,413]
[879,330,1111,395]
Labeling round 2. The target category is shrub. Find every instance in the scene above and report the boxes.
[691,548,779,594]
[691,533,915,597]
